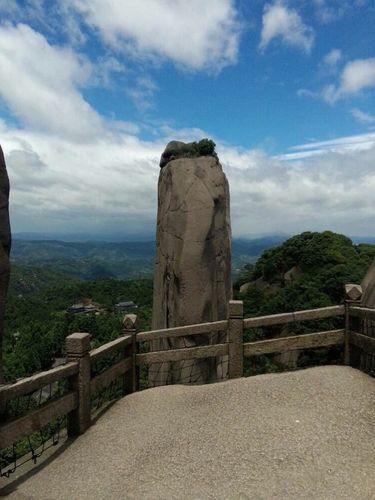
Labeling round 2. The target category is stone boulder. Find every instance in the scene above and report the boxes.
[159,140,195,168]
[361,260,375,306]
[0,145,11,383]
[283,265,302,284]
[149,142,232,386]
[360,260,375,373]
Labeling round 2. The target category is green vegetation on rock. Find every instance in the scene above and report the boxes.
[193,138,216,156]
[172,138,216,160]
[237,231,375,313]
[235,231,375,375]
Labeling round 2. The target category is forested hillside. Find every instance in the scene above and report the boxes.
[11,240,156,280]
[3,277,153,382]
[235,231,375,375]
[4,231,375,383]
[236,231,375,314]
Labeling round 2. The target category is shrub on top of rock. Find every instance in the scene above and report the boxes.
[160,139,217,168]
[194,138,216,156]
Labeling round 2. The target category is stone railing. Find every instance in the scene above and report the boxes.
[1,283,374,477]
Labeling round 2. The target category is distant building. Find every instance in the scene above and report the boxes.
[67,299,101,314]
[115,301,138,312]
[67,303,86,314]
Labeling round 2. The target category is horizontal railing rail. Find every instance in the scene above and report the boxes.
[349,331,375,354]
[136,320,228,342]
[243,305,344,329]
[244,329,344,357]
[90,334,133,363]
[348,306,375,321]
[136,343,228,365]
[0,360,80,465]
[2,286,374,479]
[90,358,132,394]
[0,391,77,450]
[0,323,137,478]
[0,361,78,404]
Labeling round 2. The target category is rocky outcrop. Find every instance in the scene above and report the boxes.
[159,139,217,168]
[240,276,280,296]
[159,140,195,168]
[239,282,251,294]
[0,145,11,383]
[360,259,375,373]
[361,259,375,307]
[283,265,302,284]
[149,142,232,386]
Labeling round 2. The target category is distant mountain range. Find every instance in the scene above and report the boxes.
[351,236,375,244]
[11,233,375,282]
[10,236,289,280]
[13,232,375,244]
[13,232,155,242]
[11,240,155,280]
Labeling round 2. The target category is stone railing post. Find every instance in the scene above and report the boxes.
[123,314,138,393]
[228,300,244,379]
[66,332,91,436]
[344,284,362,366]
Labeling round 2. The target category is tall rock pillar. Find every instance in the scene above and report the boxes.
[360,259,375,373]
[0,146,11,383]
[149,141,232,386]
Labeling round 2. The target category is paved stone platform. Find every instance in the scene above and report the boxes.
[2,366,374,499]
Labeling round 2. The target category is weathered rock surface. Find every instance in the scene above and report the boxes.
[149,143,232,386]
[284,265,302,284]
[362,259,375,306]
[159,140,195,168]
[0,145,11,383]
[360,259,375,372]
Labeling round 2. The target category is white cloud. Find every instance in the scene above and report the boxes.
[2,117,375,238]
[300,58,375,104]
[297,88,319,99]
[1,126,162,235]
[260,1,314,53]
[312,0,370,24]
[0,23,101,140]
[282,131,375,159]
[68,0,241,72]
[323,48,342,66]
[126,76,158,113]
[0,0,21,15]
[225,142,375,236]
[351,108,375,125]
[323,58,375,103]
[340,58,375,94]
[312,0,345,23]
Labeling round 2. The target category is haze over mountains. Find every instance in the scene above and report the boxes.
[11,233,375,282]
[11,235,290,281]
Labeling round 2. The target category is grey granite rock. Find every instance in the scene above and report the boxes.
[149,146,232,386]
[159,140,196,168]
[360,259,375,372]
[0,145,11,383]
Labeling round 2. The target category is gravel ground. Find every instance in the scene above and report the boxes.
[2,365,374,500]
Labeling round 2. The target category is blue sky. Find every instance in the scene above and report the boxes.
[0,0,375,238]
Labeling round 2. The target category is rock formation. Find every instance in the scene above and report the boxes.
[360,259,375,372]
[149,141,232,386]
[0,145,11,383]
[361,258,375,306]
